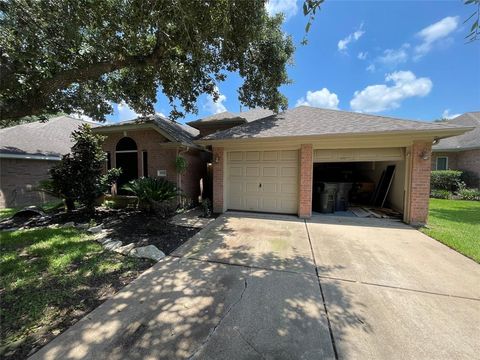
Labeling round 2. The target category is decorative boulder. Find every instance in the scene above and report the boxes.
[62,221,75,228]
[13,206,46,219]
[114,243,136,255]
[87,224,103,233]
[102,240,123,251]
[129,245,165,262]
[76,223,89,230]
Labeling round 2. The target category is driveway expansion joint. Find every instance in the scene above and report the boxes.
[304,220,339,360]
[187,272,249,359]
[318,275,480,302]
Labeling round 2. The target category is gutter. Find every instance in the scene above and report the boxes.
[0,153,61,161]
[195,126,475,145]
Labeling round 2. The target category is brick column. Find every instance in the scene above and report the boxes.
[408,141,432,225]
[212,147,225,213]
[298,144,313,218]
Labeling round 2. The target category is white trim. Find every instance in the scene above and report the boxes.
[0,153,61,161]
[115,150,138,154]
[436,156,448,170]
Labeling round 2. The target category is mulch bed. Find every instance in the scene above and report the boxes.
[0,207,201,255]
[0,206,203,359]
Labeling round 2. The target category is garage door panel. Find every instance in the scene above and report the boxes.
[314,148,404,162]
[227,150,299,214]
[245,166,260,177]
[229,166,243,177]
[262,167,277,177]
[229,152,243,161]
[261,183,277,193]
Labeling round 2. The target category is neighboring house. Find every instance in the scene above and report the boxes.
[93,115,208,201]
[197,106,471,225]
[0,116,93,208]
[431,112,480,184]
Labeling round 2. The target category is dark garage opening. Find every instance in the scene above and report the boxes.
[312,161,405,219]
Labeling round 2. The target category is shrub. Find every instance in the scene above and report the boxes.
[122,177,179,214]
[460,170,480,189]
[430,170,464,191]
[201,198,212,217]
[430,189,452,199]
[458,188,480,201]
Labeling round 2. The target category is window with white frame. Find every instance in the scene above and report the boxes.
[436,156,448,170]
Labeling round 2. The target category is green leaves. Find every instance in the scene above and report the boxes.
[0,0,295,125]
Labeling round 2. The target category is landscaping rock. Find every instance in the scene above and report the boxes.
[88,224,103,233]
[62,221,75,228]
[76,223,89,230]
[114,243,136,255]
[103,240,123,251]
[2,227,18,232]
[129,245,165,261]
[13,206,46,219]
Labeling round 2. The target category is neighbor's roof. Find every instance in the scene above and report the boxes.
[201,106,472,141]
[0,115,96,159]
[93,114,200,148]
[187,108,274,127]
[432,112,480,151]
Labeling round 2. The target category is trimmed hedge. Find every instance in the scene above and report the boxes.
[458,188,480,201]
[431,170,464,191]
[430,189,452,199]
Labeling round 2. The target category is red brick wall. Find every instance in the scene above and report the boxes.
[101,129,206,201]
[409,141,432,225]
[431,152,458,170]
[0,158,57,208]
[298,144,313,218]
[457,149,480,184]
[212,147,224,213]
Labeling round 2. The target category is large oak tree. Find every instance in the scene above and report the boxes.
[0,0,296,125]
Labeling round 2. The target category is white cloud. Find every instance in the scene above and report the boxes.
[414,16,459,59]
[357,51,368,60]
[377,43,410,67]
[266,0,298,19]
[366,64,376,72]
[338,23,365,52]
[296,88,340,109]
[442,109,461,119]
[350,71,433,113]
[117,101,141,120]
[204,87,227,114]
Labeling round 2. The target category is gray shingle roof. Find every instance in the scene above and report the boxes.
[432,112,480,151]
[94,114,200,147]
[0,115,96,158]
[187,108,274,126]
[202,106,471,141]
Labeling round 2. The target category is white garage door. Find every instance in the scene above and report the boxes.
[227,150,299,214]
[314,148,404,162]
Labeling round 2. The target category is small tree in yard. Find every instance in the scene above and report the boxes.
[48,124,120,213]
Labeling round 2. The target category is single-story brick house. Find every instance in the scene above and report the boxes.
[93,115,209,201]
[0,116,93,208]
[431,112,480,186]
[197,106,472,225]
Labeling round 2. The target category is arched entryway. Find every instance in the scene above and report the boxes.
[115,137,138,194]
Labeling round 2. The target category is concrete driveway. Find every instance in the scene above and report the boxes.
[31,213,480,360]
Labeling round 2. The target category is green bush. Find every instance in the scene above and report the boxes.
[460,170,480,189]
[122,177,179,214]
[431,170,464,191]
[458,188,480,201]
[430,189,452,199]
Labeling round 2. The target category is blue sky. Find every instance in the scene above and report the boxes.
[108,0,480,124]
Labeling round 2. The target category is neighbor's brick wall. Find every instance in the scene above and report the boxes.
[212,147,224,213]
[102,129,205,201]
[431,152,458,170]
[0,158,57,208]
[298,144,313,218]
[409,141,432,225]
[457,149,480,183]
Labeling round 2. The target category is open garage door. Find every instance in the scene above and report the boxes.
[226,150,299,214]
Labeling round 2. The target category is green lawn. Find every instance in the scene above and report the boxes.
[0,227,151,359]
[0,208,19,220]
[422,198,480,263]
